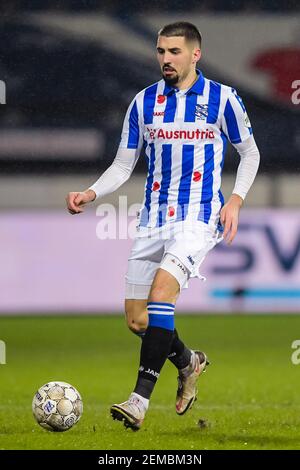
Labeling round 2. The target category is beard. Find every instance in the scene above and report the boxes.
[162,67,179,86]
[163,73,179,86]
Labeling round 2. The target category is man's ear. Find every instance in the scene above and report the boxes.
[193,48,201,64]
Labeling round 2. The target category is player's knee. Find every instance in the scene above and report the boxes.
[127,321,147,335]
[148,285,170,304]
[125,306,148,334]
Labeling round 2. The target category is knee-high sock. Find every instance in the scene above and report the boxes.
[133,302,175,399]
[168,329,192,370]
[133,327,191,371]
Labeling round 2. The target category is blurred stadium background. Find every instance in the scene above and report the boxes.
[0,0,299,315]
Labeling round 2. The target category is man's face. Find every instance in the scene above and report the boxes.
[156,35,201,86]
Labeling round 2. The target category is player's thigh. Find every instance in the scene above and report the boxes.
[163,222,220,286]
[148,267,181,305]
[125,237,165,332]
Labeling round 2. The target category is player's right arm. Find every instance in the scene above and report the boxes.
[66,96,142,215]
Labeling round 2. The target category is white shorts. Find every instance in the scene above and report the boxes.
[125,221,223,299]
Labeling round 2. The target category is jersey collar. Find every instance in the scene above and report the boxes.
[163,69,205,96]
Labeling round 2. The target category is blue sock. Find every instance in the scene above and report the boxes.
[133,301,175,399]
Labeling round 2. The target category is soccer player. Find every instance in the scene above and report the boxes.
[66,22,260,431]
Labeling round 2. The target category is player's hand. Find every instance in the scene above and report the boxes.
[66,189,96,215]
[220,193,243,244]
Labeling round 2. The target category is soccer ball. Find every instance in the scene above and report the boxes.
[32,381,83,432]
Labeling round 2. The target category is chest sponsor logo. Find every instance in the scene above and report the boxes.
[146,127,215,140]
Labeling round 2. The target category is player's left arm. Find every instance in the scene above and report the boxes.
[220,89,260,244]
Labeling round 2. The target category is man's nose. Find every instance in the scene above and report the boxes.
[163,53,173,64]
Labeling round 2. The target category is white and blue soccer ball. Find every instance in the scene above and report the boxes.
[32,381,83,432]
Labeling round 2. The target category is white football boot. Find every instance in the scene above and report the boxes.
[175,350,209,415]
[110,393,147,431]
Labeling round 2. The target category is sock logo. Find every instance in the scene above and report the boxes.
[145,368,160,379]
[140,366,160,379]
[168,352,177,358]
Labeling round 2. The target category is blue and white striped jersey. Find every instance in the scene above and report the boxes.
[119,70,253,235]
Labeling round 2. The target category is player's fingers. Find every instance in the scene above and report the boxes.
[227,222,238,244]
[68,207,84,215]
[66,193,80,212]
[223,215,232,240]
[66,193,85,214]
[74,194,84,205]
[220,207,226,225]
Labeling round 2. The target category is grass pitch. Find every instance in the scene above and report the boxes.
[0,314,300,450]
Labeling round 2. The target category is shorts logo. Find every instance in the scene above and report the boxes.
[171,258,187,274]
[187,255,195,265]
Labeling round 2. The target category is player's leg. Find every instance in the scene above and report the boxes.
[123,256,207,412]
[111,267,180,430]
[132,253,208,419]
[125,299,147,338]
[161,226,219,415]
[124,287,198,370]
[123,239,191,354]
[111,233,210,429]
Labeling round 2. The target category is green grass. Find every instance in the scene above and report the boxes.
[0,314,300,450]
